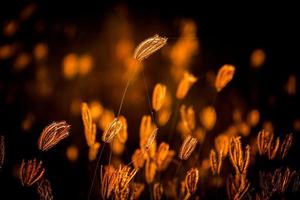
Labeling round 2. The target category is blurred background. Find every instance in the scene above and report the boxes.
[0,1,299,199]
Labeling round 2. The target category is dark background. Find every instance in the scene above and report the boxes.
[0,1,299,199]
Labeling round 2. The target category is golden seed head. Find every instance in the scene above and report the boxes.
[144,127,158,152]
[102,118,123,143]
[257,129,273,156]
[179,135,198,160]
[180,105,196,133]
[81,103,99,159]
[226,174,250,200]
[130,182,145,200]
[152,83,167,111]
[132,149,146,169]
[229,137,250,176]
[37,121,70,151]
[215,64,235,92]
[82,109,97,147]
[37,178,53,200]
[209,149,218,175]
[185,168,199,194]
[156,142,170,167]
[268,136,280,160]
[88,142,100,161]
[153,182,163,200]
[145,159,157,184]
[101,165,118,199]
[280,133,293,160]
[19,159,45,187]
[176,71,197,99]
[140,116,157,152]
[114,165,138,197]
[133,34,167,62]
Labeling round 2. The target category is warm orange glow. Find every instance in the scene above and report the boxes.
[4,8,297,200]
[215,134,229,156]
[263,121,274,133]
[285,75,296,96]
[0,44,15,59]
[20,3,37,21]
[33,43,48,61]
[232,109,242,123]
[21,113,35,131]
[3,20,19,37]
[14,53,31,70]
[247,109,260,127]
[179,105,196,134]
[70,99,82,116]
[157,108,172,126]
[145,159,156,183]
[115,38,133,60]
[78,54,94,76]
[250,49,265,69]
[62,53,78,79]
[152,83,167,111]
[169,20,199,82]
[89,101,103,121]
[125,58,143,76]
[201,159,210,171]
[110,139,125,155]
[157,91,172,126]
[199,106,216,131]
[193,127,206,143]
[35,67,53,97]
[177,120,191,138]
[66,145,79,162]
[293,119,300,131]
[88,142,100,161]
[238,122,250,137]
[98,109,115,131]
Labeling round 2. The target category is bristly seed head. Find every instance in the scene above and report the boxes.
[179,135,198,160]
[133,34,167,62]
[102,118,123,143]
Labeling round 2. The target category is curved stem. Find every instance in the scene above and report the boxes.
[88,143,106,200]
[167,99,180,144]
[117,79,131,117]
[141,65,155,123]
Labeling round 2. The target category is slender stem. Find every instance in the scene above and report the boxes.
[117,79,131,117]
[108,139,114,166]
[88,143,106,200]
[167,99,180,144]
[141,65,155,123]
